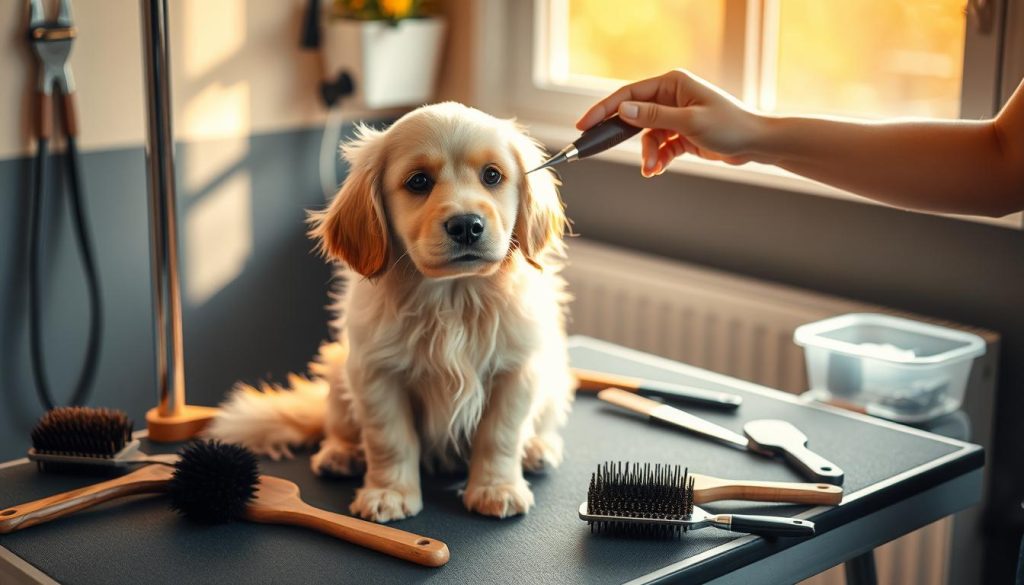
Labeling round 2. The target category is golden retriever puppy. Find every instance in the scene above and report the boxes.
[205,102,574,522]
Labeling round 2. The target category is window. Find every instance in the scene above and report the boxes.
[480,0,1020,228]
[553,0,968,120]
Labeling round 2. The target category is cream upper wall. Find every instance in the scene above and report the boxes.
[1,0,441,160]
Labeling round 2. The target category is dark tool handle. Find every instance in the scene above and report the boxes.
[61,92,79,137]
[573,114,642,159]
[720,514,815,537]
[637,383,742,410]
[574,368,742,409]
[300,0,321,49]
[62,135,104,407]
[38,92,53,139]
[782,444,845,486]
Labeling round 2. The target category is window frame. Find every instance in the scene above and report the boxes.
[471,0,1023,229]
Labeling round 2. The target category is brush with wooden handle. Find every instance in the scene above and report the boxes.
[0,463,173,533]
[581,462,818,539]
[0,441,449,568]
[689,472,842,506]
[574,368,742,410]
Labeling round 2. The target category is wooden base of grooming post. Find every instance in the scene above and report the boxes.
[140,0,217,441]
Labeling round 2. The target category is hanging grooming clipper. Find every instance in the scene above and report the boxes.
[26,0,103,410]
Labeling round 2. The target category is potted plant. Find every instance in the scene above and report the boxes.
[321,0,446,109]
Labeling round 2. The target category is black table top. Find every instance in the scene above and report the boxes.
[0,336,984,584]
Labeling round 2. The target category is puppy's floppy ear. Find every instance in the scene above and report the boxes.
[508,124,568,268]
[308,124,389,278]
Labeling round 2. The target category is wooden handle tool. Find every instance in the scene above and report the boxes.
[0,464,173,533]
[598,388,754,451]
[0,467,449,567]
[575,368,742,409]
[246,476,449,567]
[690,472,843,505]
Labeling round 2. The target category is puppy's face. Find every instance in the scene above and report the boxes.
[382,117,519,279]
[311,103,565,280]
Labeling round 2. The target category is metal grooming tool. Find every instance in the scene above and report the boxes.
[528,114,642,174]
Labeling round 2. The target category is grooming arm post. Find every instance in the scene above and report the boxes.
[140,0,216,441]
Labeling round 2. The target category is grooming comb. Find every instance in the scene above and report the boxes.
[578,462,815,538]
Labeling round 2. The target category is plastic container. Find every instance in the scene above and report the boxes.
[794,313,985,423]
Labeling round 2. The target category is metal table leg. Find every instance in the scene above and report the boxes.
[844,551,878,585]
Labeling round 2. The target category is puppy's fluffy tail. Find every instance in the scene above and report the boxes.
[203,343,344,459]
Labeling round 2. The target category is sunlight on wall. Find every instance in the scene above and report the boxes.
[185,171,253,305]
[180,0,253,306]
[183,0,246,79]
[182,82,252,141]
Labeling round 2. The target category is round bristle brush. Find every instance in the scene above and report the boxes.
[1,441,450,567]
[579,462,815,539]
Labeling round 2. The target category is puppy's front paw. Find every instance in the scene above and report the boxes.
[310,439,366,477]
[463,480,534,518]
[522,433,564,473]
[350,486,422,523]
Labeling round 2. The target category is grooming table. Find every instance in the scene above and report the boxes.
[0,336,983,584]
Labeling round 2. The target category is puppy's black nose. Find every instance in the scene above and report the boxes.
[444,214,485,245]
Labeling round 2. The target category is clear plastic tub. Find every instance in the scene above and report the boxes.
[794,313,986,423]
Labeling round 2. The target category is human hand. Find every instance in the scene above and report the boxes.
[576,70,765,176]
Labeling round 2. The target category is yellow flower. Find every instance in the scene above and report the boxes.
[379,0,414,19]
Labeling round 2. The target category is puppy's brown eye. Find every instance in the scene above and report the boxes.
[481,166,502,186]
[405,172,434,195]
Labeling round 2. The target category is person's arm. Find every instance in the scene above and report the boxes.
[752,83,1024,217]
[578,71,1024,218]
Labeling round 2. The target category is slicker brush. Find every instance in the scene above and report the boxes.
[27,406,177,469]
[31,407,132,463]
[580,461,816,539]
[586,462,695,538]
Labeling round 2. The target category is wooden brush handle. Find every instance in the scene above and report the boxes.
[574,369,640,392]
[0,465,173,534]
[596,387,660,416]
[692,473,843,506]
[247,502,450,567]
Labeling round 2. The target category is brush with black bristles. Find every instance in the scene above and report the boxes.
[579,462,815,539]
[28,406,178,470]
[2,440,450,567]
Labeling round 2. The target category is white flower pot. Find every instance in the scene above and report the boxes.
[322,17,446,109]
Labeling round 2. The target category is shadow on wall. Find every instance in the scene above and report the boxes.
[0,127,338,462]
[0,0,339,461]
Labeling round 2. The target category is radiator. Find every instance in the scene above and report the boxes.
[562,238,998,585]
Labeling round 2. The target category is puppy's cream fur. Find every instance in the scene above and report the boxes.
[206,103,574,522]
